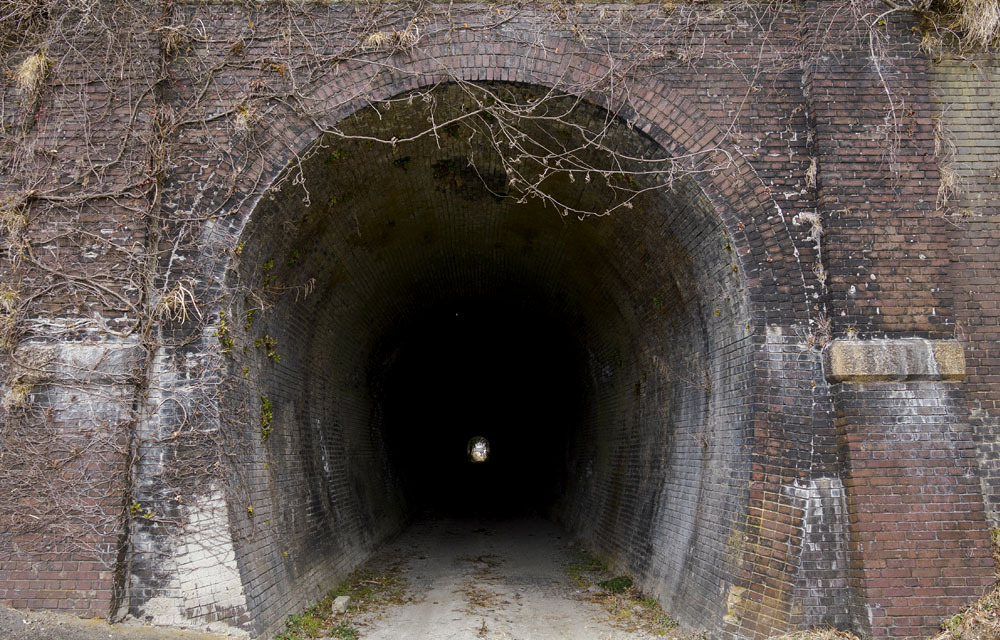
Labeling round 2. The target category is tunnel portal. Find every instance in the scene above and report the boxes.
[4,4,1000,638]
[209,83,755,636]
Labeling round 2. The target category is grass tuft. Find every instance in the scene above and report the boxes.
[599,575,634,594]
[770,630,860,640]
[949,0,1000,49]
[14,51,52,94]
[0,284,20,351]
[273,565,405,640]
[924,0,1000,51]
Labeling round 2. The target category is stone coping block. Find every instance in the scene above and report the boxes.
[824,338,965,383]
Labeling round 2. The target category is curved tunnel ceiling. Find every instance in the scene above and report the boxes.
[224,82,753,634]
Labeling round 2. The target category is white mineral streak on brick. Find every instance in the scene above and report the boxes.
[136,486,248,636]
[783,477,848,561]
[785,476,852,625]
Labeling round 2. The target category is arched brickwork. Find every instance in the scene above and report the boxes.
[3,5,995,640]
[128,33,831,638]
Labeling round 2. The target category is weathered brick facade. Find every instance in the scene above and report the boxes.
[1,3,998,640]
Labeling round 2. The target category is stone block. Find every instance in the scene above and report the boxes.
[824,338,965,383]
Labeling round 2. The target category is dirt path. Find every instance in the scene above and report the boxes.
[352,516,675,640]
[0,604,239,640]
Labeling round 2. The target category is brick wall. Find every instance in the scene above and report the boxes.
[835,381,994,638]
[931,54,1000,529]
[1,4,998,640]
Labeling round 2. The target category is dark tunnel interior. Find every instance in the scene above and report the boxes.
[373,297,584,516]
[224,83,754,633]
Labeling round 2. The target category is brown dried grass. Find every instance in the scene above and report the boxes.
[927,0,1000,50]
[770,630,861,640]
[933,583,1000,640]
[13,50,51,94]
[950,0,1000,49]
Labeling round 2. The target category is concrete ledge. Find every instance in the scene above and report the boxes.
[824,339,965,383]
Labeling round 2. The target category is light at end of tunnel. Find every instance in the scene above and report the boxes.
[468,436,489,463]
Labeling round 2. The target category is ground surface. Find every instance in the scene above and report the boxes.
[0,516,685,640]
[351,515,677,640]
[0,605,239,640]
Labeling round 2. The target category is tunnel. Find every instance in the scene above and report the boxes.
[221,83,754,633]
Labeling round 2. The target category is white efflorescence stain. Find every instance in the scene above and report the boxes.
[135,485,249,636]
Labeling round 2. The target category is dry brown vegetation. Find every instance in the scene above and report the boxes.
[930,528,1000,640]
[933,585,1000,640]
[770,630,862,640]
[930,0,1000,49]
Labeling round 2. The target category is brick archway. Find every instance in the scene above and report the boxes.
[131,52,827,636]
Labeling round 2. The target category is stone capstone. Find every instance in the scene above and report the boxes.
[823,338,966,383]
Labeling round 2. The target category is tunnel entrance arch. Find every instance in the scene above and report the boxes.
[221,81,764,635]
[131,72,828,639]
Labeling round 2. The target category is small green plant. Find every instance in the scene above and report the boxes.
[325,148,348,164]
[262,258,276,286]
[274,610,325,640]
[331,622,359,639]
[214,310,235,354]
[129,501,155,520]
[568,556,677,635]
[287,250,300,267]
[260,394,273,440]
[244,308,259,329]
[599,575,634,594]
[272,566,404,640]
[255,334,280,362]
